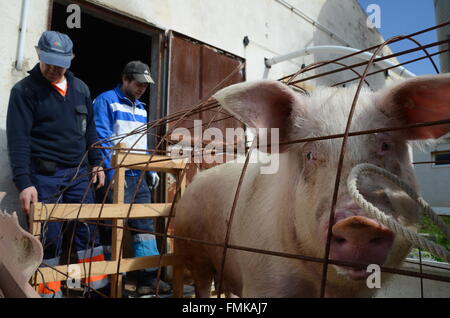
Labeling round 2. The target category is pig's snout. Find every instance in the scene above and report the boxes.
[330,216,394,280]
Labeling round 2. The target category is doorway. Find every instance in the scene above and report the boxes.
[49,1,166,295]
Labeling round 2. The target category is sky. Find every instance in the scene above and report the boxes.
[357,0,441,75]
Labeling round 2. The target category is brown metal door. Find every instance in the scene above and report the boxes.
[166,31,246,188]
[162,32,245,270]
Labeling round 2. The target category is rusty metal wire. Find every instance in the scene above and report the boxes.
[41,218,450,285]
[36,21,450,299]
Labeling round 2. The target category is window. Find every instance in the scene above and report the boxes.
[433,151,450,166]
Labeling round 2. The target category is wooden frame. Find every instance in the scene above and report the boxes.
[29,145,186,298]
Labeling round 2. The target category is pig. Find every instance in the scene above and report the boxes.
[0,192,43,297]
[173,75,450,297]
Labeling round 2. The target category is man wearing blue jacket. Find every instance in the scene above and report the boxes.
[93,60,171,295]
[7,31,107,297]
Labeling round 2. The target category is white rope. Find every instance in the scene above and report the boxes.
[347,163,450,264]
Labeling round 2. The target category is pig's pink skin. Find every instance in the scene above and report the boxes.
[174,75,450,298]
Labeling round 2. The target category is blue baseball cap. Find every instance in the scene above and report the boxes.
[36,31,73,68]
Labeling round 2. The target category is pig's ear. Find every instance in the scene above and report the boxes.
[213,80,303,152]
[378,74,450,140]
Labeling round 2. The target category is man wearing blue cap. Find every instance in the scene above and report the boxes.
[93,60,171,296]
[7,31,108,298]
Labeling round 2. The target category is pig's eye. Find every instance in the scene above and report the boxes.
[381,142,390,152]
[306,152,313,160]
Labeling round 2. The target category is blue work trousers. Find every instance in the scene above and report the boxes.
[97,175,160,287]
[31,164,100,259]
[31,163,108,296]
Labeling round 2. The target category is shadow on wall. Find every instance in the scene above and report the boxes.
[313,0,386,90]
[0,128,27,230]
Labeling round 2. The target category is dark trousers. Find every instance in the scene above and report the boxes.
[31,164,100,259]
[31,163,108,296]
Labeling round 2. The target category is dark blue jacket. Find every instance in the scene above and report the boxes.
[7,63,102,192]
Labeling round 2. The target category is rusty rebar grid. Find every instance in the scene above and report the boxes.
[36,22,450,299]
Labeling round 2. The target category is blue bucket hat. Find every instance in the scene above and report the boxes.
[37,31,73,68]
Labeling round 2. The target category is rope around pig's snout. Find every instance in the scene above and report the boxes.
[347,163,450,264]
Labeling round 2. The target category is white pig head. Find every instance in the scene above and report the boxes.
[214,75,450,292]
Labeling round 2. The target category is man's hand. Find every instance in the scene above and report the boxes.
[20,186,38,215]
[91,166,105,189]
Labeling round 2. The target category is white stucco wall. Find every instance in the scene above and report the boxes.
[375,259,450,298]
[0,0,402,221]
[413,138,450,212]
[0,0,49,225]
[90,0,398,86]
